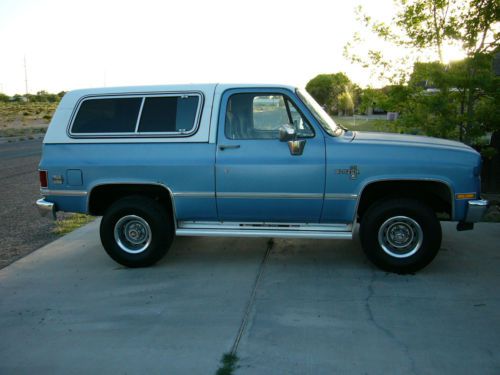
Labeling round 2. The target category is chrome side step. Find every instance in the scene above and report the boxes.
[176,221,353,240]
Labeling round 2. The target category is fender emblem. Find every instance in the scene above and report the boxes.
[336,165,360,180]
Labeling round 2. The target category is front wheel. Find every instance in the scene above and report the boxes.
[100,195,174,267]
[360,198,442,274]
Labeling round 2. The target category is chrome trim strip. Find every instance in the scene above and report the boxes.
[40,189,88,197]
[134,97,146,133]
[174,192,357,200]
[325,193,358,200]
[173,192,216,198]
[176,228,352,240]
[175,192,358,200]
[217,192,322,199]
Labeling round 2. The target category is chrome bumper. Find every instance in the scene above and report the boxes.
[36,198,56,219]
[464,199,489,223]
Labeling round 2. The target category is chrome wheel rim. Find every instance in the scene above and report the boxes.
[378,216,423,258]
[114,215,152,254]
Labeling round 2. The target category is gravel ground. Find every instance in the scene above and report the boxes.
[0,138,60,269]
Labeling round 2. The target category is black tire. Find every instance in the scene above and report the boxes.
[99,195,174,267]
[359,198,442,274]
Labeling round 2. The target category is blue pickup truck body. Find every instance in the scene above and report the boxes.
[36,84,488,272]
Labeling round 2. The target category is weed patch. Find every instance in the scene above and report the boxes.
[53,214,94,235]
[215,353,239,375]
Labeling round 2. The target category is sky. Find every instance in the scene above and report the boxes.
[0,0,465,95]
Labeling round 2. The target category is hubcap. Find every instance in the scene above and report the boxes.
[114,215,152,254]
[378,216,423,258]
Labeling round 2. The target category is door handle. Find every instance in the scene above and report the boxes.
[219,144,241,150]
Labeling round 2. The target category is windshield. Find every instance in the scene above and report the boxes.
[296,88,343,137]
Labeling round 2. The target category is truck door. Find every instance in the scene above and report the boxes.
[215,88,325,223]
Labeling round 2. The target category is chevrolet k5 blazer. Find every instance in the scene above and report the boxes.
[36,84,489,273]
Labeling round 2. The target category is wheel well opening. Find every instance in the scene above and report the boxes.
[88,184,173,217]
[357,181,452,222]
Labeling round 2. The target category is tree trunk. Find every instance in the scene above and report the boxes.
[465,86,475,145]
[464,60,478,145]
[431,1,444,63]
[459,94,465,142]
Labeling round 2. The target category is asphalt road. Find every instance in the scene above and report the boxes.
[0,221,499,374]
[0,139,59,269]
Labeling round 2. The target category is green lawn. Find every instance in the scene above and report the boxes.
[333,116,400,133]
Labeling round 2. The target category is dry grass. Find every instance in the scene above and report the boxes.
[0,102,57,138]
[53,214,95,236]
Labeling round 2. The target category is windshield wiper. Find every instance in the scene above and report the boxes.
[337,123,348,132]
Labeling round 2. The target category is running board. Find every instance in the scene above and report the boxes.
[176,221,353,240]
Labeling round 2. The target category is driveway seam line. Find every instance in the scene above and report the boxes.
[230,238,273,354]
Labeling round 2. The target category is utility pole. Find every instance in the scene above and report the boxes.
[24,55,29,95]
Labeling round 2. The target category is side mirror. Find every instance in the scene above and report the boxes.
[279,124,306,156]
[279,124,296,142]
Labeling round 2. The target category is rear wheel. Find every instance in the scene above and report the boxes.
[100,195,173,267]
[360,198,442,274]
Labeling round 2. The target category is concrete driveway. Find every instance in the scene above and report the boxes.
[0,221,499,375]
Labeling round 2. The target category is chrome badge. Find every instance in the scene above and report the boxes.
[336,166,360,180]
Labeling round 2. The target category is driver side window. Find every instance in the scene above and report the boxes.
[225,93,314,140]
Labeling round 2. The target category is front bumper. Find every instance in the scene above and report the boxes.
[464,199,489,223]
[36,198,56,219]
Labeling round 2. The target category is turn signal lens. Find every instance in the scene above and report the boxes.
[39,170,48,188]
[456,193,476,199]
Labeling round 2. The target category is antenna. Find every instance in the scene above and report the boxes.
[24,55,29,95]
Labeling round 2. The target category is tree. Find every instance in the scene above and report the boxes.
[11,94,25,102]
[350,83,363,112]
[398,63,460,138]
[305,74,336,108]
[345,0,499,84]
[359,88,384,114]
[394,55,499,142]
[452,53,500,142]
[346,0,499,143]
[305,73,354,115]
[25,91,61,103]
[338,92,354,115]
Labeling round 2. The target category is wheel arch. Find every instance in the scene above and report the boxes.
[355,178,454,223]
[87,182,177,227]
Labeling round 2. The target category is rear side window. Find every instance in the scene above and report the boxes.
[70,93,202,136]
[71,98,142,133]
[138,96,199,133]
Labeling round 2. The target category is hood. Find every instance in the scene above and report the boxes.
[352,131,476,153]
